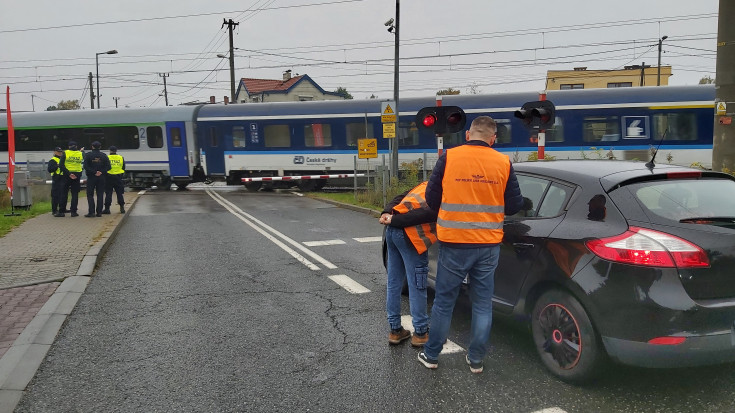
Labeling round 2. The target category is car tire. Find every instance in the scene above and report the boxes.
[531,289,604,384]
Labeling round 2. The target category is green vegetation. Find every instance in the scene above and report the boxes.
[0,194,52,237]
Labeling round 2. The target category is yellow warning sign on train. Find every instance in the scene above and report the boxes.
[381,101,397,123]
[358,138,378,158]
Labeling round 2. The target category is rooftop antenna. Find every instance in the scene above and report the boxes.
[645,128,668,171]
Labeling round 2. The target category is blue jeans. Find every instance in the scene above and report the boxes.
[423,244,500,364]
[385,226,429,334]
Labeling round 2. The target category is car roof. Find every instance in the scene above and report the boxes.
[512,160,729,192]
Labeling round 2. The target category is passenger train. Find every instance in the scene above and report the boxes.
[0,85,716,191]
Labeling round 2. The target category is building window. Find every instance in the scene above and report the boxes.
[560,84,584,90]
[305,124,332,147]
[607,82,633,88]
[264,125,291,147]
[233,126,246,148]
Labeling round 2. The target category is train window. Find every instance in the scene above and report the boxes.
[265,125,291,147]
[546,117,565,143]
[346,122,374,147]
[653,113,697,141]
[583,116,620,143]
[496,120,512,144]
[209,127,218,147]
[232,126,246,148]
[305,124,332,147]
[398,120,419,147]
[171,127,183,147]
[147,126,164,148]
[0,130,7,151]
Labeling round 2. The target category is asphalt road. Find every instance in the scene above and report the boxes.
[15,188,735,412]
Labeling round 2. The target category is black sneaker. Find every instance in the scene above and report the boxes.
[418,352,438,369]
[84,213,96,218]
[466,355,484,374]
[120,206,125,213]
[101,209,111,215]
[54,212,65,217]
[70,212,79,217]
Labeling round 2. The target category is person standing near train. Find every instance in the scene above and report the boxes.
[83,141,110,217]
[59,141,84,217]
[380,181,438,347]
[103,145,126,214]
[47,146,65,217]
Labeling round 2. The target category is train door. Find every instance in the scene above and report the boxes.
[166,122,189,177]
[202,125,226,177]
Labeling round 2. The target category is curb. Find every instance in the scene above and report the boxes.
[0,192,143,412]
[309,196,382,218]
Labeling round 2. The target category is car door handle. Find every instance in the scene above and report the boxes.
[512,243,535,249]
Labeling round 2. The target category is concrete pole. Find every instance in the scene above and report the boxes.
[391,0,400,178]
[713,1,735,172]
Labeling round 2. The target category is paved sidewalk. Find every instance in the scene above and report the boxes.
[0,191,140,412]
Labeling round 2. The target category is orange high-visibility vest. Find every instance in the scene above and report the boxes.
[392,182,438,254]
[437,144,510,244]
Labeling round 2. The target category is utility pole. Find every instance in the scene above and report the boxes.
[113,97,120,108]
[159,73,170,106]
[391,1,400,178]
[657,36,668,86]
[713,0,735,172]
[89,72,95,109]
[222,18,239,104]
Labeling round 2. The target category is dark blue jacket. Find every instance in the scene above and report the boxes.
[426,140,524,247]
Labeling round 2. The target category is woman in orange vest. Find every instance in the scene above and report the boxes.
[380,181,438,347]
[418,116,523,374]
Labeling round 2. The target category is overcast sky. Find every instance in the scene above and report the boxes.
[1,0,719,112]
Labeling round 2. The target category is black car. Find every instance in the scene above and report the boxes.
[389,160,735,383]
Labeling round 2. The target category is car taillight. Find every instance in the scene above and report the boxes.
[585,226,710,268]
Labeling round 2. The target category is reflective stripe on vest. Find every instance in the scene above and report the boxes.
[108,154,125,175]
[64,149,83,173]
[438,145,510,244]
[392,181,438,254]
[51,156,62,175]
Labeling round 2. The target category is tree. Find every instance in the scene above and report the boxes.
[46,99,81,111]
[466,82,482,95]
[334,87,353,100]
[436,88,460,96]
[699,76,715,84]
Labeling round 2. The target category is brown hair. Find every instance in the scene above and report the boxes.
[469,116,497,139]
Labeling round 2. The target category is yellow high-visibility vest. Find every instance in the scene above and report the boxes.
[108,154,125,175]
[64,149,83,173]
[51,155,62,175]
[392,182,437,254]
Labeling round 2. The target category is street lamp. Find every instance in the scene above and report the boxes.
[218,51,236,104]
[657,36,668,86]
[96,49,118,109]
[385,0,400,178]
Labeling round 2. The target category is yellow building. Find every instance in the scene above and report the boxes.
[546,66,672,90]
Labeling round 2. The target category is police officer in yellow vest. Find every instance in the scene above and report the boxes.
[59,141,84,217]
[47,147,65,217]
[103,146,126,214]
[418,116,523,374]
[380,181,438,347]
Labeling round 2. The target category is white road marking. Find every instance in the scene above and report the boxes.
[138,190,146,195]
[353,236,383,243]
[207,190,338,270]
[328,275,371,294]
[303,239,346,247]
[400,315,464,354]
[206,190,320,270]
[531,409,568,413]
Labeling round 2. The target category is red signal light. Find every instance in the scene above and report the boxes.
[422,114,437,128]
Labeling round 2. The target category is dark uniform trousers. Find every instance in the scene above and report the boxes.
[62,175,81,213]
[105,174,125,209]
[87,174,106,215]
[51,175,65,214]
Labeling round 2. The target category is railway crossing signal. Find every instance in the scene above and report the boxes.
[416,106,467,135]
[514,100,556,129]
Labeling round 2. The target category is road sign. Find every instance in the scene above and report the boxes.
[381,101,397,123]
[358,138,378,159]
[716,101,727,116]
[382,123,396,138]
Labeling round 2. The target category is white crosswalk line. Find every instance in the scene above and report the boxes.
[328,275,371,294]
[303,239,346,247]
[531,409,568,413]
[353,236,383,243]
[400,315,463,354]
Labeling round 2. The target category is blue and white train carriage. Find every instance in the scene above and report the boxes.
[195,84,715,190]
[0,106,201,189]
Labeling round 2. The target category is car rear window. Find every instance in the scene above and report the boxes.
[631,178,735,222]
